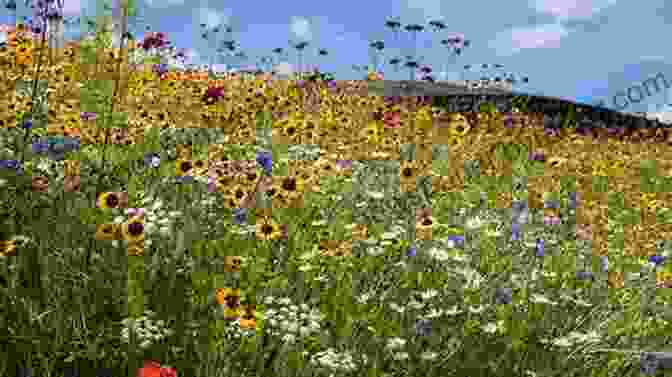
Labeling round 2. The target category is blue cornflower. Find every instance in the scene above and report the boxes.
[47,141,67,161]
[576,271,594,280]
[232,208,248,225]
[640,353,659,376]
[649,255,666,267]
[175,176,194,184]
[415,319,432,337]
[543,199,559,209]
[31,138,49,154]
[495,287,513,305]
[447,235,465,247]
[535,238,545,257]
[600,255,609,272]
[256,151,272,175]
[511,200,527,219]
[143,152,161,168]
[21,119,32,130]
[510,222,521,241]
[567,192,578,209]
[0,159,20,170]
[406,245,417,257]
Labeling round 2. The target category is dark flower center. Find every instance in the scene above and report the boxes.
[128,222,144,236]
[261,224,273,234]
[282,178,297,191]
[180,161,192,172]
[224,296,240,308]
[106,194,119,207]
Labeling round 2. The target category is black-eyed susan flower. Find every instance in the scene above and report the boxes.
[546,156,567,169]
[191,159,208,176]
[215,287,241,321]
[175,159,193,177]
[656,271,672,288]
[239,303,257,330]
[415,208,434,241]
[255,216,282,241]
[121,216,145,244]
[95,223,122,241]
[176,143,192,160]
[399,161,421,192]
[97,191,128,210]
[276,175,305,196]
[224,256,242,273]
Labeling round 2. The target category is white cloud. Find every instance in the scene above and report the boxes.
[490,23,569,55]
[405,0,442,19]
[273,61,294,78]
[193,7,231,30]
[530,0,617,21]
[290,16,312,41]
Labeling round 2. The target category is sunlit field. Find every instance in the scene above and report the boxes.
[1,3,672,377]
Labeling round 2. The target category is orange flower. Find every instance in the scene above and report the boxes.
[239,304,257,330]
[136,360,163,377]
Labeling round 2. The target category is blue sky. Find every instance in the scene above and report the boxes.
[2,0,672,113]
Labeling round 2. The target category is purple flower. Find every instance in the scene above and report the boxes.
[143,152,161,168]
[648,255,666,267]
[640,353,660,375]
[544,127,560,137]
[406,246,417,257]
[567,192,579,209]
[528,152,545,162]
[80,112,97,121]
[510,222,521,241]
[21,119,33,129]
[511,200,527,215]
[543,216,561,226]
[0,159,20,170]
[535,238,545,257]
[449,235,465,244]
[256,151,273,175]
[232,208,247,225]
[576,271,594,280]
[336,160,353,169]
[600,256,609,272]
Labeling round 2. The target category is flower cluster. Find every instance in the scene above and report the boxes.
[261,295,324,345]
[120,310,174,349]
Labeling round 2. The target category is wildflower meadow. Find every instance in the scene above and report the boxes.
[0,0,671,377]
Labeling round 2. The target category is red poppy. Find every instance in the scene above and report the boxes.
[137,360,161,377]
